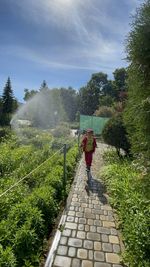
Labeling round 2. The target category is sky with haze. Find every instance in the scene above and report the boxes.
[0,0,144,101]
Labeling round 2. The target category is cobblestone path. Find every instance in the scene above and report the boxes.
[45,143,123,267]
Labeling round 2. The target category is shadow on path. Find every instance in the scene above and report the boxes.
[85,171,108,205]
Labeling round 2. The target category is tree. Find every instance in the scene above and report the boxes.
[124,0,150,163]
[94,106,114,118]
[23,89,38,101]
[2,77,14,114]
[113,68,128,101]
[0,77,18,126]
[79,72,108,115]
[39,80,49,92]
[102,114,131,157]
[60,87,78,121]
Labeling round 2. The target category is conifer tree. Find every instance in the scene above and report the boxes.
[2,77,14,113]
[40,80,49,92]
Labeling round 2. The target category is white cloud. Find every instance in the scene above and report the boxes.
[7,0,144,75]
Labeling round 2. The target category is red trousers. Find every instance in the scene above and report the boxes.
[84,151,93,167]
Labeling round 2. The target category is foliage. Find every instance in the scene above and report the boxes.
[101,150,150,267]
[78,72,108,115]
[0,78,18,126]
[124,0,150,171]
[0,127,79,266]
[51,123,70,138]
[99,95,114,107]
[23,89,38,101]
[102,114,131,156]
[113,68,127,96]
[94,106,114,117]
[60,87,78,121]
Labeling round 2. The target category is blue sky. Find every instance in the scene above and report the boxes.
[0,0,143,101]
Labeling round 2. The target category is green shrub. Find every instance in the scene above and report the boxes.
[0,129,79,266]
[27,186,58,234]
[0,245,16,267]
[102,114,131,156]
[101,151,150,267]
[52,123,70,138]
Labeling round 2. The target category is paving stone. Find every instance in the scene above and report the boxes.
[68,210,75,216]
[106,253,120,264]
[89,204,93,208]
[96,214,100,220]
[85,212,95,219]
[94,263,111,267]
[88,219,94,225]
[87,232,100,241]
[101,205,112,211]
[72,230,76,237]
[78,224,84,231]
[100,215,107,221]
[62,229,71,236]
[108,215,115,221]
[77,248,88,259]
[75,217,79,223]
[60,236,67,245]
[85,207,92,213]
[79,207,84,212]
[72,258,81,267]
[57,245,68,256]
[108,210,113,215]
[94,204,101,209]
[109,235,119,244]
[111,228,118,235]
[81,203,88,208]
[67,216,74,222]
[94,220,101,226]
[82,260,93,267]
[53,256,71,267]
[85,224,90,231]
[84,240,93,249]
[68,238,82,247]
[101,234,109,242]
[94,241,102,250]
[72,197,78,202]
[97,227,111,234]
[68,247,76,257]
[103,221,115,228]
[92,200,99,204]
[92,209,103,215]
[90,225,97,232]
[89,250,94,260]
[113,265,123,267]
[76,212,84,217]
[70,206,75,211]
[102,243,113,252]
[65,222,77,230]
[79,218,87,224]
[94,251,105,261]
[71,201,80,207]
[113,244,121,253]
[77,231,86,239]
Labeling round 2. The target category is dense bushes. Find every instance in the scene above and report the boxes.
[124,0,150,174]
[102,114,131,156]
[0,128,79,266]
[101,150,150,267]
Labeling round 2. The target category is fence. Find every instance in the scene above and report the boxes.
[80,114,109,135]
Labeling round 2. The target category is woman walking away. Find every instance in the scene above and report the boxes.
[81,128,97,172]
